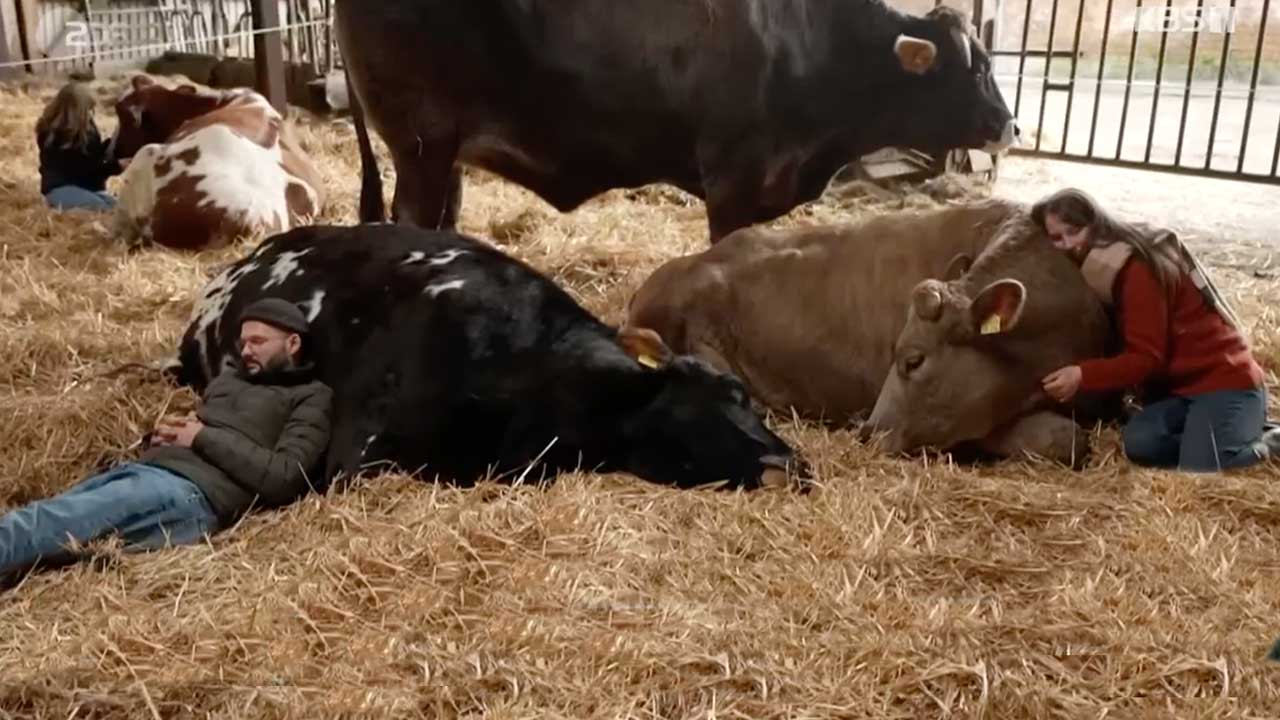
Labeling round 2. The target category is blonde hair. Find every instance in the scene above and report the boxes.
[36,81,98,150]
[1031,187,1186,295]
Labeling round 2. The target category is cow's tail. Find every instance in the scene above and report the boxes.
[345,65,386,223]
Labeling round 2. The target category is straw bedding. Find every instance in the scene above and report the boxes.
[0,75,1277,719]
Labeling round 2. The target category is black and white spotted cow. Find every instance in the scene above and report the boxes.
[173,223,803,490]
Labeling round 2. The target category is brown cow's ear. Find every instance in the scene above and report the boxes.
[618,326,673,370]
[131,74,155,92]
[969,279,1026,336]
[894,35,938,75]
[912,280,945,322]
[943,253,973,281]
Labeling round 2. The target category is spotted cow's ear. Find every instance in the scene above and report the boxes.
[618,326,673,370]
[175,84,198,95]
[894,35,938,75]
[969,279,1026,337]
[131,74,155,92]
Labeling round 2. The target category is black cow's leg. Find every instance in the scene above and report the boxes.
[390,138,460,230]
[703,188,759,244]
[441,166,463,230]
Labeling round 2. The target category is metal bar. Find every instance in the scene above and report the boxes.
[991,49,1079,57]
[287,0,299,63]
[1034,0,1061,151]
[323,0,333,71]
[1058,0,1086,156]
[1204,0,1236,171]
[1115,0,1143,160]
[1008,146,1280,185]
[324,0,333,71]
[1237,0,1271,174]
[299,0,317,71]
[1013,0,1033,118]
[1143,0,1173,163]
[1086,0,1115,156]
[1174,0,1204,167]
[1272,96,1280,177]
[1044,81,1075,92]
[79,0,96,71]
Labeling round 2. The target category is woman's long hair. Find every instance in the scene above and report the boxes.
[1030,187,1186,295]
[36,81,98,150]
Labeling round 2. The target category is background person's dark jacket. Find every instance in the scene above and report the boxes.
[37,124,119,195]
[140,364,333,524]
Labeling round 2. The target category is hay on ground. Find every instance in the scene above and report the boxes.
[0,75,1278,719]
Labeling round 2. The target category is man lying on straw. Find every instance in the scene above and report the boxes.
[0,299,333,585]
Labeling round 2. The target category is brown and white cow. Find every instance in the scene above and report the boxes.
[625,200,1120,465]
[107,75,324,251]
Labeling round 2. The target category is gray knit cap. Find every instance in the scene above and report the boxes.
[239,298,310,336]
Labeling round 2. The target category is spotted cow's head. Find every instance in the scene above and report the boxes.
[108,75,227,163]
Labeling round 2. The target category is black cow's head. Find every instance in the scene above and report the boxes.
[885,7,1018,154]
[605,327,803,490]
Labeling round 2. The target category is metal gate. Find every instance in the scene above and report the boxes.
[977,0,1280,185]
[6,0,335,75]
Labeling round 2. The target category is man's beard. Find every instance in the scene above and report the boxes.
[245,353,295,376]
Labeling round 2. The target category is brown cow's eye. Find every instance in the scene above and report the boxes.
[902,353,925,375]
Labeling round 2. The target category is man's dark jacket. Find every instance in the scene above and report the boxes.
[140,364,333,524]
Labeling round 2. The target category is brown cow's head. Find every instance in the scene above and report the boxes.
[108,75,227,162]
[863,217,1110,456]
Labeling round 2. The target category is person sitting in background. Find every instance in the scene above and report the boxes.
[1033,187,1278,473]
[35,80,121,211]
[0,299,333,585]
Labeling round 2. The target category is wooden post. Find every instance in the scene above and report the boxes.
[251,0,287,112]
[0,0,25,78]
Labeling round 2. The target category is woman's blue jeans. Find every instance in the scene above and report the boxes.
[44,185,116,211]
[1123,388,1268,472]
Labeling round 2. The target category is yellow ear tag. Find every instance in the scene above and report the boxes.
[638,354,661,369]
[980,313,1002,335]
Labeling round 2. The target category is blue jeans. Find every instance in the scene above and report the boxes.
[0,463,218,579]
[44,185,116,211]
[1123,388,1267,472]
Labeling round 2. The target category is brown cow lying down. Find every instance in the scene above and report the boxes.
[625,199,1119,465]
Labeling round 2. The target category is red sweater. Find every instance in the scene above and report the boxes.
[1078,258,1264,397]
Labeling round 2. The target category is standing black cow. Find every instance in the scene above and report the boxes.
[336,0,1019,242]
[173,224,801,489]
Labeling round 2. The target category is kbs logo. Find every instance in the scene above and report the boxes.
[66,21,132,50]
[1133,7,1238,34]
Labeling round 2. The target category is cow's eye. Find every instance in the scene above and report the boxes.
[902,353,925,376]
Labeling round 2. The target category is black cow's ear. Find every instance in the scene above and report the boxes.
[894,35,938,75]
[618,326,673,370]
[969,278,1026,336]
